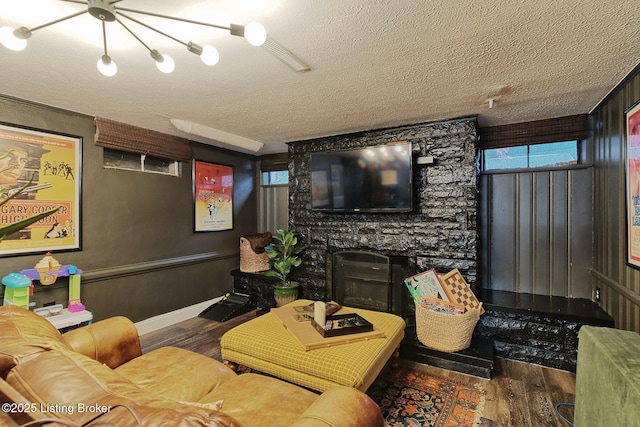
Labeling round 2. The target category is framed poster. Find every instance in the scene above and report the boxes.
[626,100,640,268]
[0,122,82,256]
[193,160,233,232]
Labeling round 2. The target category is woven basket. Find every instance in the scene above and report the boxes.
[239,236,271,273]
[414,300,481,353]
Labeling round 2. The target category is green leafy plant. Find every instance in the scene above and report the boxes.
[263,229,304,286]
[0,173,61,241]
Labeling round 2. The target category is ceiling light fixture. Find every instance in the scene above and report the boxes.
[0,0,267,77]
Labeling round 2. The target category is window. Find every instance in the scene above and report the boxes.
[103,148,180,176]
[482,141,579,171]
[262,170,289,186]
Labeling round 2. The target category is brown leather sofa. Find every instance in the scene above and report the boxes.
[0,305,383,427]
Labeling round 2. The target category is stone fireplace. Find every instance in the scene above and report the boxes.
[287,117,479,301]
[329,251,412,317]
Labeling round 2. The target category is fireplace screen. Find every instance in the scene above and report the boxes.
[331,251,410,315]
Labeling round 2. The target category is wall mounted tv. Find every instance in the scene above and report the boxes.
[310,141,413,213]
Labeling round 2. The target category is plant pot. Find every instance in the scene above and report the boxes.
[273,281,299,307]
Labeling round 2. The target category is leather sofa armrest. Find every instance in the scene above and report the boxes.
[62,316,143,368]
[291,386,384,427]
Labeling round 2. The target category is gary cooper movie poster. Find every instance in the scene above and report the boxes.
[193,160,233,232]
[0,123,81,256]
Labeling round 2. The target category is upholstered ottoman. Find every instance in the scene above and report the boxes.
[220,299,406,392]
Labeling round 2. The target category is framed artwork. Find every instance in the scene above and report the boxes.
[0,122,82,256]
[626,100,640,268]
[193,160,233,232]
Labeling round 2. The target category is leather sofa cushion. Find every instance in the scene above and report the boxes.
[7,349,241,427]
[199,372,317,426]
[116,346,237,402]
[62,316,142,368]
[0,305,69,378]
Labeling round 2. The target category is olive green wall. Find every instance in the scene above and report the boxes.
[0,95,259,322]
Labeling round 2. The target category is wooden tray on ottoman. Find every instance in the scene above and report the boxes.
[272,306,385,351]
[311,313,374,337]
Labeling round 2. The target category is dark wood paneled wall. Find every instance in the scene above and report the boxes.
[591,69,640,332]
[479,167,593,298]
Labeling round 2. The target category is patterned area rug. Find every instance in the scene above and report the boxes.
[366,359,485,427]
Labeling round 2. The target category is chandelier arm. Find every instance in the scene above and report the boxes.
[114,7,232,31]
[25,10,86,33]
[101,21,108,56]
[116,11,188,48]
[115,17,153,54]
[56,0,125,3]
[57,0,88,5]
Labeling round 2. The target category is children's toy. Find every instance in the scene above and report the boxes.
[34,252,62,285]
[2,273,33,309]
[33,304,63,317]
[66,265,85,312]
[20,258,85,313]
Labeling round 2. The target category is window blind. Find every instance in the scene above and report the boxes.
[260,152,289,172]
[478,114,588,149]
[95,117,192,162]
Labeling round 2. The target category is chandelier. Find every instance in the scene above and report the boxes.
[0,0,268,76]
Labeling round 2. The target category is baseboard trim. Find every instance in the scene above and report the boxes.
[135,296,223,336]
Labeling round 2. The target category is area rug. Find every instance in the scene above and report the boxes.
[366,359,485,427]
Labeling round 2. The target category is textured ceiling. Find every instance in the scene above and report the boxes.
[0,0,638,154]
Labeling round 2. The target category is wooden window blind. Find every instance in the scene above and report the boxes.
[260,152,289,171]
[478,114,588,149]
[95,117,192,162]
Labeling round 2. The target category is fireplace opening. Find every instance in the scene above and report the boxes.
[330,251,412,317]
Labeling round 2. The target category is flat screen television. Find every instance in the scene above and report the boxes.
[310,142,413,213]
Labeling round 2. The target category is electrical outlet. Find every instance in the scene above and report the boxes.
[595,287,601,302]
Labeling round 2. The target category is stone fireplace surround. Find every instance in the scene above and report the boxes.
[231,116,612,373]
[287,117,479,300]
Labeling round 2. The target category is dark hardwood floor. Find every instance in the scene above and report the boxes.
[139,311,576,427]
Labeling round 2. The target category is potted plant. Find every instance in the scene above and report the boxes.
[264,229,304,307]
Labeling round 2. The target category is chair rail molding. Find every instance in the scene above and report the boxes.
[81,250,238,283]
[591,269,640,308]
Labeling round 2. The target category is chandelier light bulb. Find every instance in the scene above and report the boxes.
[244,22,266,46]
[0,27,27,51]
[97,55,117,76]
[200,44,219,66]
[151,51,175,74]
